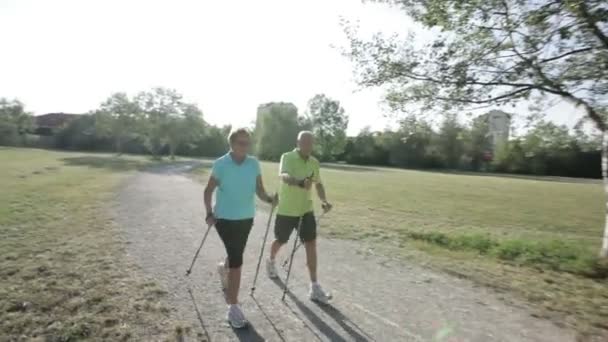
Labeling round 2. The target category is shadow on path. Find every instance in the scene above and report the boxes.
[317,304,377,342]
[271,277,374,342]
[61,156,149,172]
[60,155,213,174]
[231,323,265,342]
[187,287,212,342]
[188,287,266,342]
[250,295,286,342]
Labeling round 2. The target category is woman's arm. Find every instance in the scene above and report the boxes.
[204,176,218,218]
[256,175,275,204]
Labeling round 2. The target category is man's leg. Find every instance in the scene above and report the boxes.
[304,239,317,282]
[270,215,296,260]
[267,215,296,278]
[300,212,318,283]
[269,239,284,261]
[301,212,330,303]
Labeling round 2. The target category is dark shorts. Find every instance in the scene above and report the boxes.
[274,212,317,244]
[215,218,254,268]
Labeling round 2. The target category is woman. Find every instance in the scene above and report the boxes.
[203,127,276,328]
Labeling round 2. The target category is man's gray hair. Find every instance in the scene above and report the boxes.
[297,130,313,141]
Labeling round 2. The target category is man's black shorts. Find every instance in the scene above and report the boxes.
[274,212,316,243]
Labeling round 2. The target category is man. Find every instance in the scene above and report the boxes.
[266,131,333,303]
[204,127,277,328]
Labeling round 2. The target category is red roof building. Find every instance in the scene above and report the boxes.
[34,113,79,135]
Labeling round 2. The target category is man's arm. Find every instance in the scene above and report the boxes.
[315,182,327,203]
[281,173,300,186]
[313,164,330,209]
[203,176,218,216]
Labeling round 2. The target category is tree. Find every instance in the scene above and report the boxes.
[135,87,185,159]
[521,122,578,175]
[95,92,141,155]
[186,124,230,157]
[56,114,111,151]
[345,0,608,256]
[254,102,300,161]
[165,103,206,160]
[383,116,438,168]
[438,114,465,168]
[465,115,492,171]
[0,98,34,146]
[306,94,350,161]
[492,139,527,173]
[344,127,389,165]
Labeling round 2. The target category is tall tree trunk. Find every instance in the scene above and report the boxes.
[169,143,176,161]
[601,130,608,258]
[115,137,123,156]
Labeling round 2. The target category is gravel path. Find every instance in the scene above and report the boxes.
[114,163,576,342]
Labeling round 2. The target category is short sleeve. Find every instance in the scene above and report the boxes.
[279,154,290,175]
[253,158,261,177]
[211,160,222,183]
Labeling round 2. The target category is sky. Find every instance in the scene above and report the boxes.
[0,0,587,136]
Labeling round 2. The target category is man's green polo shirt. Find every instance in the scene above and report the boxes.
[277,149,321,217]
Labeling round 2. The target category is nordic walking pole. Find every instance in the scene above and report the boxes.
[185,223,213,276]
[250,201,277,295]
[282,215,304,301]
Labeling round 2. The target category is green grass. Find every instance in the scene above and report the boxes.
[253,162,604,263]
[252,161,606,337]
[0,148,192,341]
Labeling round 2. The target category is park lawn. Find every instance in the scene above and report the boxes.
[0,148,191,341]
[248,161,607,337]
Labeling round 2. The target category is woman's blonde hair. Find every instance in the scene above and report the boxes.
[228,127,251,144]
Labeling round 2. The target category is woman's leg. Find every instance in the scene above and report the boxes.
[226,267,242,305]
[225,219,254,304]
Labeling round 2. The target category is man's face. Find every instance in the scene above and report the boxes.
[298,134,314,156]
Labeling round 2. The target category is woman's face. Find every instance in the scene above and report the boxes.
[231,133,251,157]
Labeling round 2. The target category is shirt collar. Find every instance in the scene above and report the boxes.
[294,148,310,161]
[228,152,247,165]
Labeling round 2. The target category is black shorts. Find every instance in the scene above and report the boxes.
[215,218,253,268]
[274,212,317,244]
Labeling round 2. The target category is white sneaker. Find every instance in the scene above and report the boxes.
[226,304,248,329]
[309,283,332,304]
[217,262,228,290]
[266,259,278,279]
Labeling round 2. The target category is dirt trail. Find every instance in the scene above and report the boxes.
[115,163,576,342]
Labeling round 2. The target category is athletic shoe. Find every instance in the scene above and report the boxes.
[217,262,228,290]
[226,304,248,329]
[266,259,278,279]
[309,283,332,304]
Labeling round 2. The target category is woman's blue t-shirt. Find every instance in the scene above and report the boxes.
[212,153,260,220]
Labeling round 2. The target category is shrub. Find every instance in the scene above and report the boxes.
[407,231,606,279]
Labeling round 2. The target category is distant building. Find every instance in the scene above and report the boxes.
[34,113,79,135]
[485,110,511,151]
